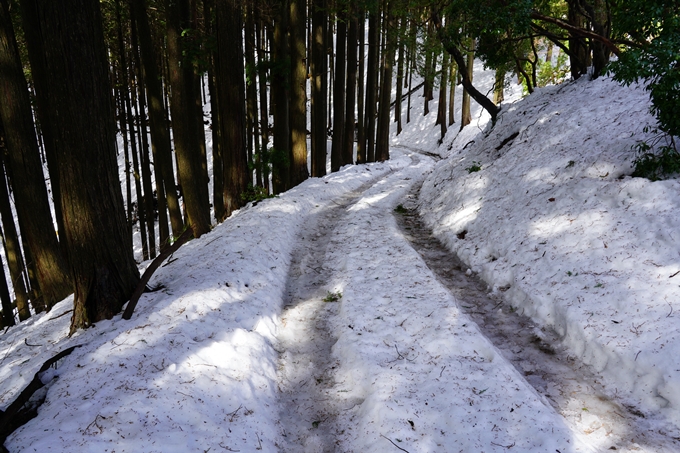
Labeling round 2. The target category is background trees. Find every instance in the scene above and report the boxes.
[0,0,676,328]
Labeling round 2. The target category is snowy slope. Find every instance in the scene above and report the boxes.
[420,75,680,436]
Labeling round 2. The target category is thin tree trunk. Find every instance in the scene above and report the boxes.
[0,158,30,322]
[375,0,395,162]
[0,227,14,326]
[331,14,346,172]
[448,63,456,126]
[256,14,270,192]
[343,11,358,166]
[166,0,211,237]
[215,0,248,217]
[365,9,379,162]
[395,18,405,135]
[355,8,366,164]
[460,39,474,129]
[132,0,183,244]
[436,51,449,141]
[272,0,291,193]
[289,0,309,185]
[245,4,259,189]
[311,0,328,176]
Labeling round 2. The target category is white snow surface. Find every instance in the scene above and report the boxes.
[1,74,679,452]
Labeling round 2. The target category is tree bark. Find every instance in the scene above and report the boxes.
[289,0,310,185]
[355,8,366,164]
[343,11,358,166]
[0,0,71,309]
[375,0,395,162]
[364,9,379,162]
[131,0,183,243]
[330,14,346,172]
[311,0,328,176]
[395,18,405,135]
[215,0,248,217]
[166,0,211,237]
[436,51,449,141]
[272,0,291,193]
[32,0,140,333]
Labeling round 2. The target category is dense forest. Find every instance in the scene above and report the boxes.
[0,0,676,333]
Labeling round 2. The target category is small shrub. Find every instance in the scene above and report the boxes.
[394,204,408,214]
[240,184,275,203]
[631,129,680,181]
[466,162,482,173]
[323,291,342,302]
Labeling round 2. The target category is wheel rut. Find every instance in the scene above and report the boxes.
[275,172,395,453]
[395,178,680,453]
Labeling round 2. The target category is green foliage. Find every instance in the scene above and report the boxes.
[631,129,680,181]
[323,291,342,302]
[393,204,408,214]
[466,161,482,173]
[240,184,275,203]
[537,51,569,87]
[609,1,680,138]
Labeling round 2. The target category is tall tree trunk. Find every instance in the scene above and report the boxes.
[256,14,270,192]
[375,1,395,162]
[245,4,259,190]
[18,0,68,263]
[0,0,71,310]
[460,38,474,129]
[0,226,14,326]
[493,68,505,105]
[567,0,589,79]
[436,51,449,141]
[395,18,405,135]
[343,11,358,166]
[166,0,211,237]
[311,0,328,176]
[330,14,346,172]
[131,0,183,244]
[215,0,248,217]
[364,9,379,162]
[32,0,141,333]
[355,8,366,164]
[0,156,30,322]
[448,63,456,126]
[272,0,291,193]
[589,0,610,79]
[289,0,309,185]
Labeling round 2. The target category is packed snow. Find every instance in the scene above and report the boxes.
[2,71,680,453]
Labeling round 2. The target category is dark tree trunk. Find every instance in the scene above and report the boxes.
[32,0,140,333]
[375,1,395,162]
[245,4,259,190]
[131,0,183,244]
[166,0,210,237]
[272,0,291,193]
[395,18,405,135]
[331,14,346,172]
[0,0,71,310]
[343,11,358,166]
[364,9,379,162]
[256,13,270,192]
[355,8,366,164]
[311,0,328,176]
[289,0,309,185]
[567,0,589,79]
[448,63,456,126]
[18,0,68,263]
[0,226,14,326]
[460,40,474,129]
[589,0,610,79]
[215,0,248,217]
[436,51,449,141]
[0,155,30,322]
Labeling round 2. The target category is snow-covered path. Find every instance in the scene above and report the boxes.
[275,150,584,452]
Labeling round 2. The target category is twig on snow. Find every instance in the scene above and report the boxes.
[24,338,41,347]
[380,434,411,452]
[669,270,680,278]
[227,404,243,422]
[491,441,516,449]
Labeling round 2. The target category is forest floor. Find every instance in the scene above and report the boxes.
[2,74,680,452]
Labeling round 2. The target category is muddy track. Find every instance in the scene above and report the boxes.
[395,178,680,453]
[276,172,396,453]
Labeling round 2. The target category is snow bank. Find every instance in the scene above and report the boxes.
[420,75,680,434]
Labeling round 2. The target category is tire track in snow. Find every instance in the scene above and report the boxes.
[276,169,397,452]
[396,179,680,453]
